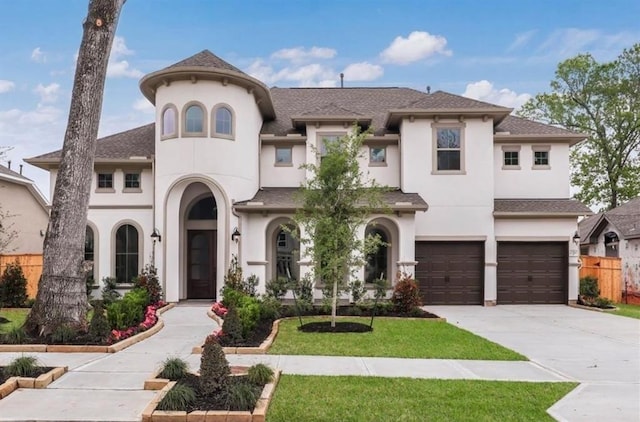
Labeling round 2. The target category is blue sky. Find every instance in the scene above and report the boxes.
[1,0,638,197]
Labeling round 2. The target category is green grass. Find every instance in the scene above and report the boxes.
[267,375,578,422]
[0,308,28,334]
[269,317,526,360]
[611,303,640,319]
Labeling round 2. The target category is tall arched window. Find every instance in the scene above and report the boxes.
[365,227,389,284]
[184,104,205,134]
[115,224,139,283]
[213,105,233,137]
[85,226,95,282]
[162,105,177,137]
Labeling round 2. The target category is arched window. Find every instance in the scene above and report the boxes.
[85,226,95,282]
[162,105,177,138]
[115,224,139,283]
[183,103,205,135]
[188,196,217,220]
[213,105,233,137]
[275,227,299,281]
[365,227,389,284]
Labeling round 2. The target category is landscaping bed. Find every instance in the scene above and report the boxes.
[0,356,67,399]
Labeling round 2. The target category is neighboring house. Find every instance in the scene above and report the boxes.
[579,197,640,291]
[26,50,592,305]
[0,164,49,255]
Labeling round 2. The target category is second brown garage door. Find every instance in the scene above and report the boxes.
[415,241,484,305]
[497,242,567,304]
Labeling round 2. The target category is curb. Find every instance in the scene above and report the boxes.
[0,366,68,399]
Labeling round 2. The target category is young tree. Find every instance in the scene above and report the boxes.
[293,127,388,327]
[519,44,640,211]
[26,0,126,336]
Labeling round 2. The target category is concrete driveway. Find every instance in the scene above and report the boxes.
[426,305,640,422]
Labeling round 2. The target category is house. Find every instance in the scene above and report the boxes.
[579,197,640,292]
[25,50,592,305]
[0,163,49,255]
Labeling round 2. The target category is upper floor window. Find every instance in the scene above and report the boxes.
[161,105,177,138]
[502,145,521,170]
[369,147,386,165]
[213,105,234,138]
[275,146,292,166]
[124,172,141,191]
[97,172,114,190]
[318,133,344,162]
[532,145,550,169]
[433,125,465,173]
[183,103,206,136]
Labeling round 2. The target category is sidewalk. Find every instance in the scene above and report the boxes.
[0,304,617,421]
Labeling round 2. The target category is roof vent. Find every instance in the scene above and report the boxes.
[426,86,431,94]
[340,73,344,88]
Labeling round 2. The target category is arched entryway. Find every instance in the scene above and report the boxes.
[364,218,399,284]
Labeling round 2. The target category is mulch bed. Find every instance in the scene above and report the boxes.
[219,319,274,348]
[299,321,373,333]
[0,367,55,385]
[173,373,262,413]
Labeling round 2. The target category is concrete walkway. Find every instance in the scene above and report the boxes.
[0,304,637,421]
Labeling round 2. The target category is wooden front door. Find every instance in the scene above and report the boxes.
[187,230,216,299]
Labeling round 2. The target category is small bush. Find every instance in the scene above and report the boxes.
[222,306,244,345]
[237,297,261,337]
[199,334,230,395]
[373,278,388,301]
[259,296,281,321]
[224,255,245,292]
[5,355,38,377]
[101,277,121,305]
[265,277,289,300]
[88,300,110,342]
[51,324,77,343]
[349,279,367,304]
[221,287,248,309]
[247,363,274,385]
[225,380,259,411]
[580,276,600,300]
[3,326,27,344]
[158,357,189,380]
[107,288,149,330]
[293,275,313,310]
[134,264,163,304]
[244,274,259,297]
[156,383,196,411]
[391,271,422,313]
[595,296,614,308]
[0,261,28,307]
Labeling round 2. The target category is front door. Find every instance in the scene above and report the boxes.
[187,230,216,299]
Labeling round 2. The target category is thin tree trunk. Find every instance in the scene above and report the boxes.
[26,0,126,336]
[331,279,338,328]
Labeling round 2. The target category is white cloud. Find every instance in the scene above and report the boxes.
[507,30,537,52]
[31,47,46,63]
[342,62,384,81]
[34,83,60,104]
[107,36,143,78]
[462,80,531,110]
[271,46,337,63]
[133,98,154,114]
[380,31,452,65]
[0,80,15,94]
[247,59,338,87]
[535,28,640,61]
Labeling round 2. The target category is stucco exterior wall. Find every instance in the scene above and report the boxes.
[260,144,306,187]
[0,182,48,254]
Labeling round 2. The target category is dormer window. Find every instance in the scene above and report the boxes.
[183,102,207,136]
[161,105,177,139]
[212,104,234,139]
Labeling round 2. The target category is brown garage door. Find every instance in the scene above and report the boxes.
[497,242,567,304]
[415,241,484,305]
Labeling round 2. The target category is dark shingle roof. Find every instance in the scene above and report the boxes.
[495,115,583,136]
[404,90,510,110]
[0,164,31,181]
[28,123,155,161]
[165,50,245,74]
[579,197,640,241]
[234,187,428,212]
[494,199,592,216]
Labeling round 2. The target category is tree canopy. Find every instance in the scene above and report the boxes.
[519,43,640,211]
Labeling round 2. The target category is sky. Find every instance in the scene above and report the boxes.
[0,0,638,199]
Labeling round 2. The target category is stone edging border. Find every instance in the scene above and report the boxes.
[0,366,68,399]
[141,368,281,422]
[568,303,618,313]
[0,303,176,353]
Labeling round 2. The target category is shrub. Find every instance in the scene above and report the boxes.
[580,276,600,299]
[293,275,313,310]
[225,380,259,411]
[3,326,26,344]
[373,278,388,301]
[199,334,230,395]
[247,363,274,385]
[595,296,614,308]
[134,264,163,304]
[158,357,189,380]
[259,296,281,321]
[349,279,367,304]
[221,287,248,309]
[51,324,77,343]
[156,383,196,411]
[5,355,38,377]
[222,306,244,345]
[101,277,121,305]
[224,255,244,292]
[244,274,259,297]
[88,300,110,342]
[391,271,422,313]
[107,288,149,330]
[237,297,261,337]
[0,261,28,307]
[265,277,289,300]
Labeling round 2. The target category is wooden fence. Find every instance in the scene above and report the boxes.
[579,255,622,302]
[0,254,43,299]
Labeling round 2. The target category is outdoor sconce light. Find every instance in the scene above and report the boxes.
[572,231,580,244]
[231,227,241,242]
[151,228,162,243]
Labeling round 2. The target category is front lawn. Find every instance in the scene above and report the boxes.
[267,375,578,422]
[0,308,28,334]
[612,303,640,319]
[269,317,526,360]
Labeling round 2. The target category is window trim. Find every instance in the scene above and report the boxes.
[532,145,551,170]
[369,146,387,167]
[181,101,208,137]
[123,171,142,193]
[275,146,293,167]
[431,123,466,175]
[501,145,521,170]
[96,171,115,193]
[160,104,178,140]
[211,103,235,140]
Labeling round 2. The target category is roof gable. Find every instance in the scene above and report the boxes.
[164,49,245,74]
[579,197,640,241]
